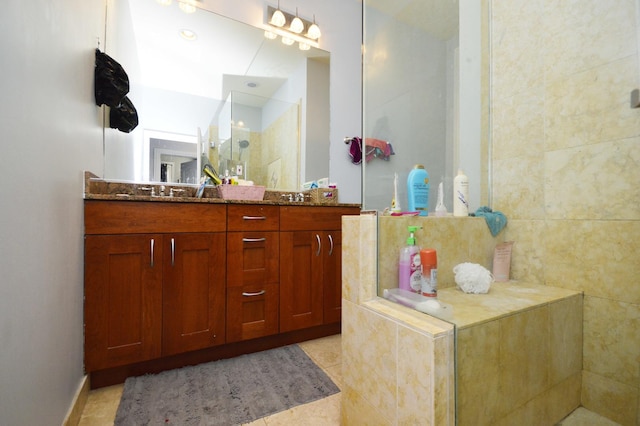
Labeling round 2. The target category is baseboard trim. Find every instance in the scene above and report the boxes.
[63,375,90,426]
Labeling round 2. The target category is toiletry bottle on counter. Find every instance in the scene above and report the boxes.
[407,165,430,216]
[398,226,422,293]
[420,249,438,297]
[453,169,469,217]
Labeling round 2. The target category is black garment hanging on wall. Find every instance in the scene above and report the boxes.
[94,48,138,132]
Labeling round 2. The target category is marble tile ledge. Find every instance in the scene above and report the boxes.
[375,281,582,331]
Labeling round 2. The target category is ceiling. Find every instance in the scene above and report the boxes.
[125,0,329,104]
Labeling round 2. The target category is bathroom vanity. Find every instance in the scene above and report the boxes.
[83,176,359,388]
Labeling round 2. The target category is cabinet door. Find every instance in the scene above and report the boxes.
[84,234,163,371]
[162,233,226,356]
[226,282,279,342]
[279,231,324,332]
[323,231,343,324]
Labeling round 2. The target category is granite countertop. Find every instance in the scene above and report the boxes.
[83,171,360,208]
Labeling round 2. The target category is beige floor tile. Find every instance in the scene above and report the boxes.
[298,333,342,369]
[557,406,621,426]
[262,393,341,425]
[78,384,124,426]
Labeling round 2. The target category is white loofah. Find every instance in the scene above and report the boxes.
[453,262,493,294]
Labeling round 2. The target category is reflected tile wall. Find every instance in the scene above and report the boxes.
[492,0,640,423]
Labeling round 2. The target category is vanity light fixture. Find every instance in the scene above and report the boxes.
[269,0,286,27]
[264,4,320,49]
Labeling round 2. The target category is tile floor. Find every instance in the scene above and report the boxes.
[78,333,620,426]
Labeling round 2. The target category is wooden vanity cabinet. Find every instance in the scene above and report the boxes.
[84,199,359,384]
[84,201,227,371]
[279,206,360,332]
[225,205,279,343]
[162,232,226,356]
[84,233,163,371]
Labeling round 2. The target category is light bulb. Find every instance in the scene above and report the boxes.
[307,22,321,40]
[290,16,304,34]
[156,0,172,6]
[270,9,286,27]
[264,30,277,40]
[281,36,294,46]
[299,42,310,51]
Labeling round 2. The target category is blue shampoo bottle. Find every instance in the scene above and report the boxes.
[407,164,430,216]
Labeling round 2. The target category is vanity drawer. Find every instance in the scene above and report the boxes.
[226,282,279,343]
[84,200,227,234]
[226,231,279,287]
[227,205,279,231]
[279,206,360,231]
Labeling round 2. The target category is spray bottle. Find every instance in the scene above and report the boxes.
[398,226,423,293]
[420,249,438,297]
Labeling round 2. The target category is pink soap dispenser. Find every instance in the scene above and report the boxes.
[398,226,422,293]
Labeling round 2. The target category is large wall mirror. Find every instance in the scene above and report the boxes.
[103,0,330,190]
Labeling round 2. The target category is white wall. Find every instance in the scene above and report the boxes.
[0,1,105,425]
[0,1,361,424]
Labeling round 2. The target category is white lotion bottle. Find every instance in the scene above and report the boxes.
[453,169,469,217]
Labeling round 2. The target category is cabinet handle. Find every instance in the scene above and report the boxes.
[242,290,266,297]
[316,234,321,257]
[171,238,175,266]
[150,238,155,267]
[242,215,266,220]
[242,237,266,242]
[328,234,334,256]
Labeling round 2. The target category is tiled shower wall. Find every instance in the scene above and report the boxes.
[490,1,640,424]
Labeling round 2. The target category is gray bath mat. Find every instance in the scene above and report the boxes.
[114,344,339,425]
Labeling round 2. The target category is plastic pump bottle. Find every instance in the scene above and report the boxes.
[407,165,430,216]
[453,169,469,217]
[398,226,423,293]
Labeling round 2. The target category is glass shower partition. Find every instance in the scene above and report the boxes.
[362,1,492,424]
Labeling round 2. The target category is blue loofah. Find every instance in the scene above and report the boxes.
[474,206,507,237]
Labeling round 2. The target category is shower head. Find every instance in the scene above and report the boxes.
[239,139,250,149]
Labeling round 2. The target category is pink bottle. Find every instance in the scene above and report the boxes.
[398,226,422,292]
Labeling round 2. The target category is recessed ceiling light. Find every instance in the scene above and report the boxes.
[180,29,197,40]
[178,1,197,14]
[246,82,258,88]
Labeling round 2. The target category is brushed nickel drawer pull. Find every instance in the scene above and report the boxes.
[242,290,266,297]
[150,238,155,267]
[171,238,175,266]
[242,215,267,220]
[243,237,266,242]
